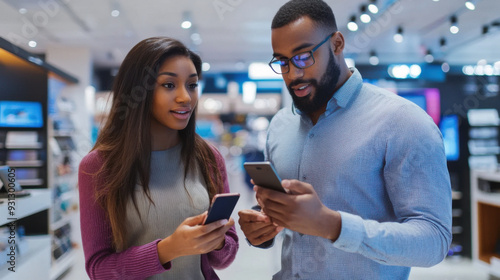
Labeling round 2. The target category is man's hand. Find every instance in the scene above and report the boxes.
[238,209,283,246]
[255,179,341,241]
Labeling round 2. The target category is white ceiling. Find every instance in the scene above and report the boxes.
[1,0,499,73]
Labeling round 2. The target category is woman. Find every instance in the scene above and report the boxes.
[78,37,238,280]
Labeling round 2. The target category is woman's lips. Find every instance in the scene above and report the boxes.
[171,109,191,120]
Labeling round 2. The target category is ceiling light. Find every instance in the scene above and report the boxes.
[477,59,487,65]
[424,50,434,63]
[474,65,484,75]
[181,21,192,29]
[484,65,494,76]
[242,82,257,104]
[190,28,202,45]
[110,1,121,18]
[181,11,192,29]
[409,65,422,78]
[190,33,201,41]
[462,65,474,75]
[347,15,358,31]
[393,26,403,43]
[202,62,210,72]
[389,65,410,79]
[360,5,371,23]
[28,41,37,48]
[368,0,379,14]
[19,8,27,14]
[369,51,379,66]
[450,16,459,34]
[465,1,476,10]
[441,62,450,73]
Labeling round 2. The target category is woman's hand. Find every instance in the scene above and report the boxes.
[157,212,235,264]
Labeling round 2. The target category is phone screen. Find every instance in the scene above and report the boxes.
[204,193,240,225]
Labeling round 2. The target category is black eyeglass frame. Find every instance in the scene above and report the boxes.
[268,32,335,74]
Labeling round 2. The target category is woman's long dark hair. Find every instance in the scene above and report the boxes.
[91,37,222,251]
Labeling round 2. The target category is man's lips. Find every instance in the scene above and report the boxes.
[291,83,311,98]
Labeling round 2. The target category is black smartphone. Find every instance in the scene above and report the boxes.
[243,161,286,193]
[204,193,240,225]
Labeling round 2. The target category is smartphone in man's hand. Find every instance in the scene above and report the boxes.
[204,193,240,225]
[243,161,286,193]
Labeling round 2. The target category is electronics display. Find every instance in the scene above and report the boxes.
[399,94,427,111]
[439,115,460,161]
[0,101,43,128]
[398,88,441,125]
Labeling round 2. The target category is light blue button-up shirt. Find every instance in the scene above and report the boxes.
[265,68,452,279]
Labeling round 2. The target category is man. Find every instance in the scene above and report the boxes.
[237,0,452,279]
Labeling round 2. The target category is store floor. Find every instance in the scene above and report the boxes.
[64,157,489,280]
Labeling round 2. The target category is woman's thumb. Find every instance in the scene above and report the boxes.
[184,211,207,226]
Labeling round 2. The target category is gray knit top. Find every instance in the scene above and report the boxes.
[125,143,209,280]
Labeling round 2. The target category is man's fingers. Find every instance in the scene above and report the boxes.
[238,209,269,223]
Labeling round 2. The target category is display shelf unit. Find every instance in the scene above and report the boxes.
[471,170,500,278]
[444,114,472,258]
[0,37,78,279]
[0,189,51,225]
[50,249,76,280]
[48,105,79,280]
[0,235,51,280]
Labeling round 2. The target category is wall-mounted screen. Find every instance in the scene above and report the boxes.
[0,101,43,128]
[398,88,441,125]
[439,114,460,161]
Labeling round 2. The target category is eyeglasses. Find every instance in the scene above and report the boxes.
[269,33,334,74]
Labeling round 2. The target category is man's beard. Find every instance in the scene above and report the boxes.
[287,50,340,114]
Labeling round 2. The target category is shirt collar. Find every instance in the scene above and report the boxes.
[326,67,362,111]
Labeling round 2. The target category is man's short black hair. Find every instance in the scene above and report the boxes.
[271,0,337,31]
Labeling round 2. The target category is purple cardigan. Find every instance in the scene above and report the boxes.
[78,147,238,279]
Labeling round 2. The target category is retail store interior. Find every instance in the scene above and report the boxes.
[1,0,500,279]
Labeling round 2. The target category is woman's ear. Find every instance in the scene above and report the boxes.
[330,31,345,55]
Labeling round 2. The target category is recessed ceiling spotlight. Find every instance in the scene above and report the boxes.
[347,15,359,31]
[393,26,403,43]
[111,10,120,17]
[19,8,27,14]
[465,1,476,10]
[360,5,371,23]
[450,16,459,34]
[441,62,450,73]
[182,11,192,29]
[369,51,379,66]
[202,62,211,72]
[28,41,37,48]
[368,0,379,14]
[424,50,434,63]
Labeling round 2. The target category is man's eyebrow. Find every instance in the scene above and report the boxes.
[272,43,314,58]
